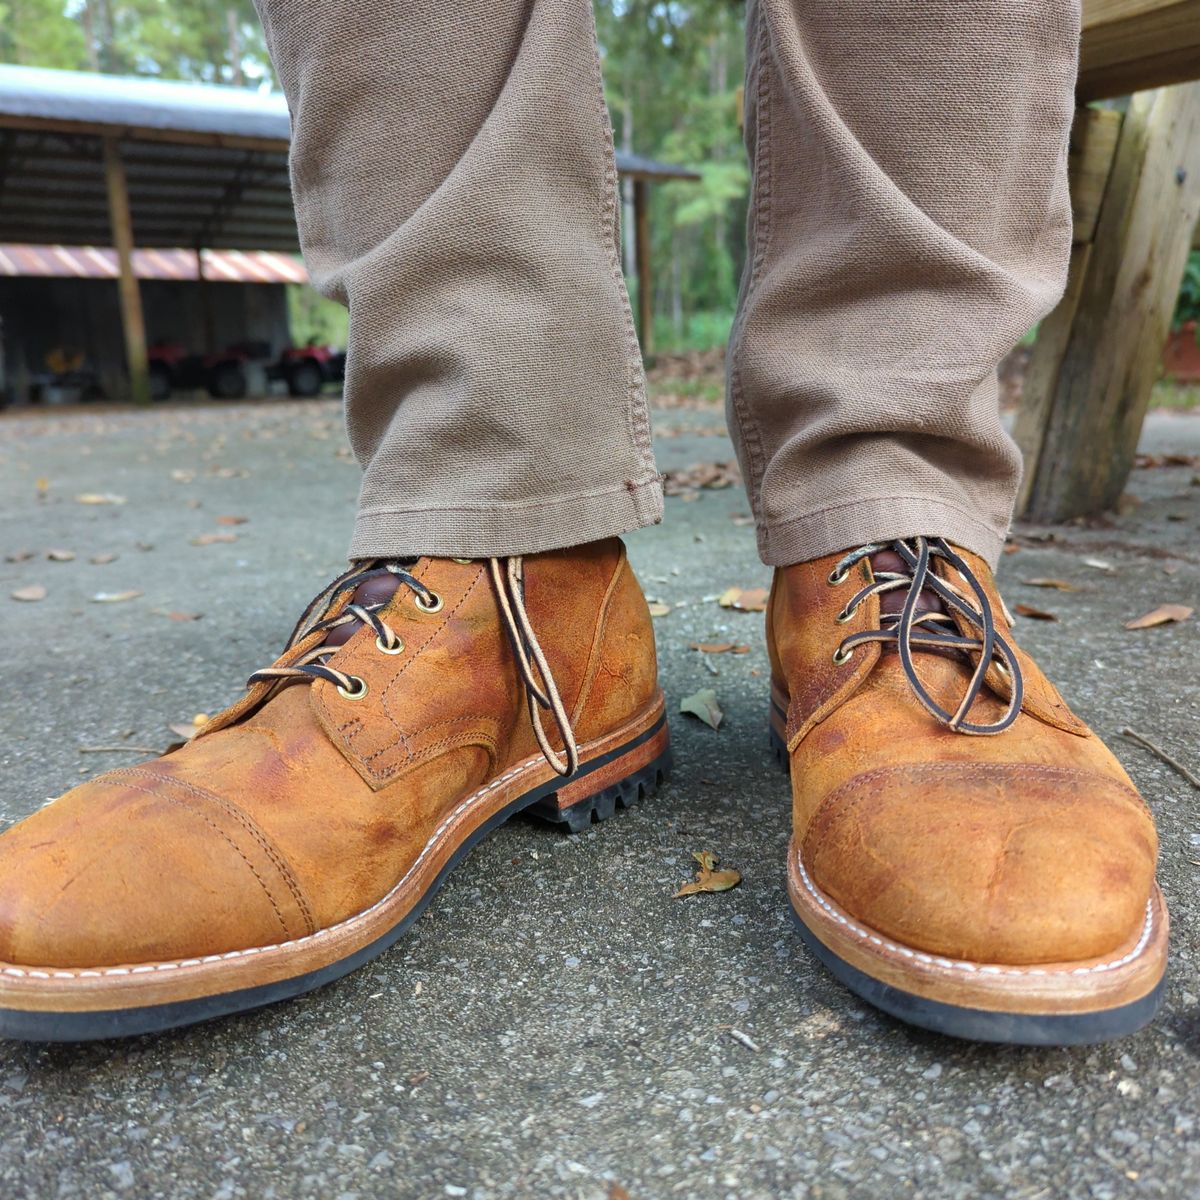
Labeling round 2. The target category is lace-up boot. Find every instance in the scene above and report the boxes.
[0,539,668,1040]
[768,537,1166,1044]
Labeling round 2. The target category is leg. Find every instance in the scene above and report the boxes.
[258,0,662,559]
[732,0,1076,568]
[750,1,1167,1043]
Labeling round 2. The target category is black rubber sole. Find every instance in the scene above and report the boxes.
[773,712,1166,1045]
[0,717,671,1043]
[789,907,1166,1046]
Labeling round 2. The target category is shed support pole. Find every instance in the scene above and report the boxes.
[1017,84,1200,522]
[633,178,653,356]
[103,136,150,405]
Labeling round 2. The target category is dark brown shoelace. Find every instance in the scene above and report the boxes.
[248,558,579,775]
[828,536,1024,735]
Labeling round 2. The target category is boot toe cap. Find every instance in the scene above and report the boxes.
[802,762,1157,966]
[0,770,311,969]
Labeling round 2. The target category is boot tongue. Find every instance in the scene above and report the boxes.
[871,548,945,622]
[320,567,409,648]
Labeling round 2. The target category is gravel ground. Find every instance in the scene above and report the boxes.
[0,396,1198,1200]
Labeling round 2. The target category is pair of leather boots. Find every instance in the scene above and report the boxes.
[0,537,1166,1044]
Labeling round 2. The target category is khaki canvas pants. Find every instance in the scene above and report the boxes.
[254,0,1079,567]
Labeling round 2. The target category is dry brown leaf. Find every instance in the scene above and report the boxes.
[661,460,741,497]
[1020,578,1077,592]
[46,548,76,562]
[11,585,47,602]
[191,532,238,546]
[1124,604,1193,630]
[166,611,202,622]
[679,688,723,730]
[90,553,117,564]
[717,586,768,613]
[75,492,126,505]
[216,515,249,526]
[4,550,35,563]
[1014,603,1058,621]
[91,590,142,603]
[689,641,751,655]
[646,601,671,618]
[673,850,742,898]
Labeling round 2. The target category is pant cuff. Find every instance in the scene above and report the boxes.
[350,478,664,561]
[757,494,1008,570]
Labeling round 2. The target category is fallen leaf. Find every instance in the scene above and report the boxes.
[35,477,49,494]
[75,492,126,505]
[166,611,202,621]
[11,585,47,602]
[91,590,142,603]
[1020,578,1077,592]
[647,601,671,618]
[90,553,117,564]
[46,548,76,562]
[689,642,751,655]
[168,723,200,741]
[191,532,238,546]
[5,550,35,563]
[717,586,768,613]
[662,460,741,497]
[170,469,196,483]
[680,687,723,730]
[673,850,742,898]
[1083,557,1114,572]
[1124,604,1193,630]
[216,515,249,526]
[1014,603,1058,621]
[1002,542,1021,555]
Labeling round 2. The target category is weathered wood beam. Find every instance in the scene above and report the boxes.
[1019,83,1200,522]
[1079,0,1200,101]
[633,178,653,355]
[102,137,150,406]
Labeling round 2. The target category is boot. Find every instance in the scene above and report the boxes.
[0,539,669,1041]
[768,536,1166,1044]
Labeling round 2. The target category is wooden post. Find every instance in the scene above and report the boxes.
[633,178,653,355]
[196,247,217,354]
[102,137,150,405]
[1018,84,1200,522]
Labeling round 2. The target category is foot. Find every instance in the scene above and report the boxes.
[768,536,1166,1045]
[0,539,669,1041]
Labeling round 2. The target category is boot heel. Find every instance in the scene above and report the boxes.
[526,715,671,834]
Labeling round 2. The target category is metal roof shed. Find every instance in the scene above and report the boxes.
[0,65,698,402]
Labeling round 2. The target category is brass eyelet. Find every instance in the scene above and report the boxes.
[835,605,857,624]
[832,645,855,666]
[451,558,473,565]
[827,568,849,587]
[375,634,404,656]
[336,676,369,701]
[414,591,444,614]
[994,661,1010,678]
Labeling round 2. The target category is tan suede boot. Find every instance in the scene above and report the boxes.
[0,539,669,1041]
[768,537,1166,1045]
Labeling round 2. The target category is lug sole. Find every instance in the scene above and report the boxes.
[0,696,670,1043]
[771,718,1169,1045]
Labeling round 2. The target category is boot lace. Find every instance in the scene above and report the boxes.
[248,558,579,776]
[827,536,1023,736]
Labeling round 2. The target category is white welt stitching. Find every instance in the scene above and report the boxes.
[1,756,536,981]
[796,854,1155,978]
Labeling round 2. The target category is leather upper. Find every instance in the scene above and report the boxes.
[0,540,657,968]
[769,548,1158,965]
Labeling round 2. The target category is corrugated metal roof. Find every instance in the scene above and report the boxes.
[0,64,700,179]
[0,244,308,284]
[0,63,291,142]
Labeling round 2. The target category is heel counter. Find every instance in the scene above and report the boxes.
[572,544,660,742]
